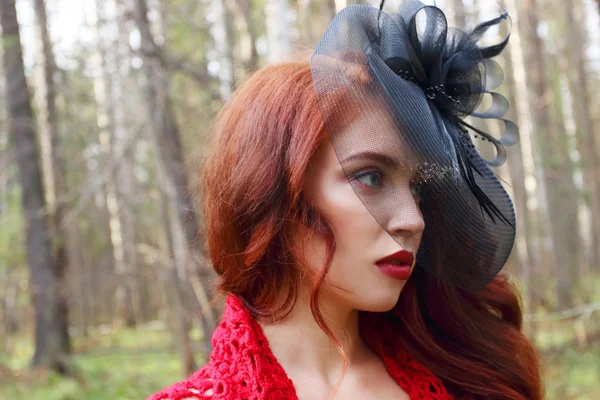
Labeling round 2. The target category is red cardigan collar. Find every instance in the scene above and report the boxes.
[148,295,453,399]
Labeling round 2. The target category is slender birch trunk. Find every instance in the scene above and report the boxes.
[33,0,71,354]
[90,0,137,326]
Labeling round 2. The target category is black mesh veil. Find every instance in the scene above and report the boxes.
[310,1,519,292]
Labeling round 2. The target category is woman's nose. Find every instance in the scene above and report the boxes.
[386,195,425,237]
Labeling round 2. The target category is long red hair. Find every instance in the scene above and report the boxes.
[198,56,544,400]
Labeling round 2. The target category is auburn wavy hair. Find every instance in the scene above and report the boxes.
[198,54,544,400]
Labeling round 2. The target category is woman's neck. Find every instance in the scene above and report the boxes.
[259,286,372,386]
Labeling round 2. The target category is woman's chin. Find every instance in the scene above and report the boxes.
[355,288,404,313]
[323,278,406,313]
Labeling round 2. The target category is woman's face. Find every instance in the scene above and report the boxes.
[299,111,425,312]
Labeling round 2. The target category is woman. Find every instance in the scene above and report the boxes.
[149,1,543,399]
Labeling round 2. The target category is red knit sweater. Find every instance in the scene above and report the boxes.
[148,296,453,400]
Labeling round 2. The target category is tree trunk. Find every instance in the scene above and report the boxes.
[134,0,211,291]
[449,0,467,27]
[91,0,137,327]
[32,0,71,355]
[547,50,581,309]
[470,0,480,25]
[560,0,600,272]
[298,0,315,46]
[324,0,337,24]
[0,35,6,219]
[495,17,536,319]
[0,0,69,373]
[502,0,539,328]
[519,0,577,309]
[134,0,217,366]
[265,0,292,64]
[114,0,143,323]
[156,0,219,329]
[70,222,90,337]
[232,0,259,73]
[157,160,198,376]
[1,269,20,347]
[212,0,235,99]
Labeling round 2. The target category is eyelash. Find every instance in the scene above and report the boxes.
[350,168,425,197]
[352,168,384,188]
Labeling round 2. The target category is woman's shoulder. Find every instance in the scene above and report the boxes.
[147,367,215,400]
[148,295,298,400]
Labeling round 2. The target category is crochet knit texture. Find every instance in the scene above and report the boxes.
[148,296,453,400]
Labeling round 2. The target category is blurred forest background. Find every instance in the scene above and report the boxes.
[0,0,599,398]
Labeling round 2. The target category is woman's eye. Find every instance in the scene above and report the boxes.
[410,180,424,197]
[352,170,383,188]
[350,169,426,196]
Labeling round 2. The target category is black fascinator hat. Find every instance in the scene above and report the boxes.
[310,0,518,292]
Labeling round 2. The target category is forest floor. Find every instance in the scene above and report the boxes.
[0,325,202,400]
[0,322,598,399]
[535,316,600,399]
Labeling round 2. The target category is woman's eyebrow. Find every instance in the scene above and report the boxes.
[340,151,399,167]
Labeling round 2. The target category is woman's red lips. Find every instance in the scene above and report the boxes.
[376,250,414,280]
[376,250,414,265]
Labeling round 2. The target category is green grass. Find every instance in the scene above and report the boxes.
[542,344,600,399]
[532,309,600,398]
[1,323,599,399]
[0,325,205,400]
